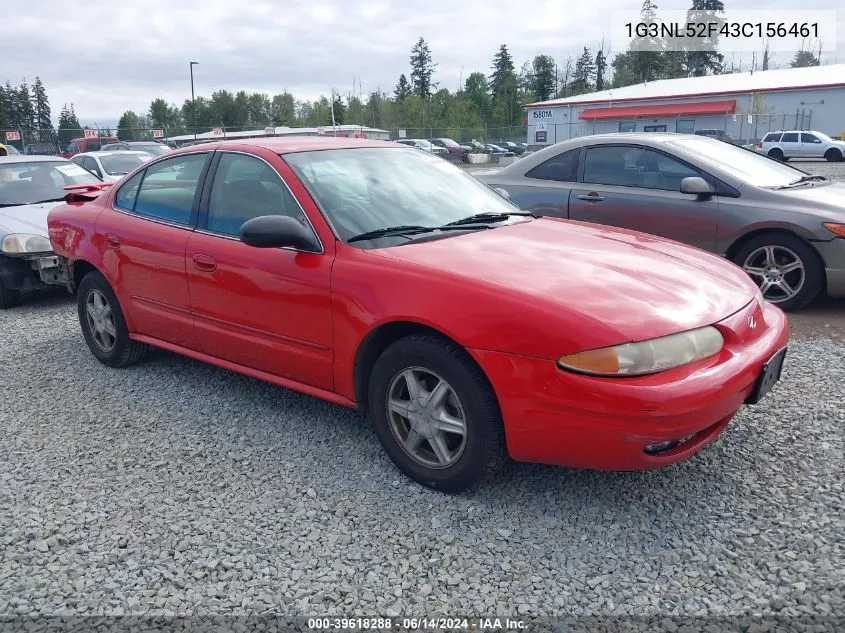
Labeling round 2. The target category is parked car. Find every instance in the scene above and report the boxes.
[485,144,514,156]
[0,156,105,308]
[474,133,845,311]
[0,143,21,156]
[429,137,468,162]
[62,136,119,158]
[755,130,845,162]
[71,151,152,182]
[100,141,171,156]
[694,129,737,145]
[395,139,448,156]
[496,141,526,155]
[45,137,789,492]
[24,142,61,156]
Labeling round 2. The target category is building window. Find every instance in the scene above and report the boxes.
[676,119,695,134]
[643,125,668,132]
[618,121,636,132]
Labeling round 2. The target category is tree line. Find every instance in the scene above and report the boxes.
[1,0,825,145]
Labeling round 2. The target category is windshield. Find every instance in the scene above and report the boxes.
[415,139,433,149]
[284,147,519,243]
[812,131,833,142]
[0,160,101,206]
[99,154,149,175]
[667,137,811,188]
[438,138,460,148]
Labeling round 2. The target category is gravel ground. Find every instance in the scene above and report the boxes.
[1,296,844,628]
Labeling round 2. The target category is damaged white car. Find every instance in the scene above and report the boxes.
[0,156,107,308]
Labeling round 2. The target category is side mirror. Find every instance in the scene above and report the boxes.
[680,176,712,196]
[493,187,510,200]
[239,215,320,252]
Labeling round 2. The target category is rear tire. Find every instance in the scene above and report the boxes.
[732,232,824,311]
[367,333,508,493]
[825,148,843,162]
[0,278,20,309]
[77,270,148,367]
[767,148,784,161]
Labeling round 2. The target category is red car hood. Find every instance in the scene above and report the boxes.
[373,218,758,341]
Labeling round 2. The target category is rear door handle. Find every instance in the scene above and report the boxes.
[577,193,605,202]
[192,254,217,272]
[105,233,120,249]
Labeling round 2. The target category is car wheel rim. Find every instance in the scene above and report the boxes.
[85,289,117,352]
[743,245,805,303]
[385,367,468,470]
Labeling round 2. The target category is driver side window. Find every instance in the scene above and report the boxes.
[205,153,312,238]
[583,146,701,191]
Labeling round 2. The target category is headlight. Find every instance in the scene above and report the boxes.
[0,233,53,254]
[557,326,724,377]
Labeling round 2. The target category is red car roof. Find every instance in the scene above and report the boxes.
[175,136,399,155]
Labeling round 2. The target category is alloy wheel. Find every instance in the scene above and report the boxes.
[385,367,468,469]
[743,245,805,304]
[85,289,117,353]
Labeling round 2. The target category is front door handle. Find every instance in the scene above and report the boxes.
[577,192,605,202]
[105,233,121,249]
[192,254,217,272]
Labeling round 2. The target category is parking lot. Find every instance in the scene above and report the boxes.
[1,289,843,623]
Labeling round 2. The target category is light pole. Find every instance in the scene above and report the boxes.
[189,61,199,140]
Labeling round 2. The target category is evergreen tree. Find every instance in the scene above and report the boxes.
[31,77,52,141]
[394,74,411,101]
[489,44,515,98]
[15,81,36,132]
[790,50,820,68]
[409,38,437,100]
[570,47,596,94]
[57,104,82,147]
[0,84,13,129]
[530,55,557,102]
[595,50,607,91]
[682,0,725,76]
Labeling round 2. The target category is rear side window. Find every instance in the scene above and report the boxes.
[525,148,580,182]
[763,132,781,142]
[114,171,144,210]
[129,153,208,225]
[780,132,799,143]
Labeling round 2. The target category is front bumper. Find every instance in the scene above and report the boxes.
[470,300,790,471]
[0,253,65,294]
[815,237,845,299]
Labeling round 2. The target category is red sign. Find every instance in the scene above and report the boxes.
[152,129,164,138]
[5,131,20,141]
[83,129,98,138]
[211,127,223,136]
[316,127,326,135]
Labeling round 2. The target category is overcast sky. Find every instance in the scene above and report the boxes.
[3,0,843,125]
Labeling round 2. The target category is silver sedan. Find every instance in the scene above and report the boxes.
[475,133,845,311]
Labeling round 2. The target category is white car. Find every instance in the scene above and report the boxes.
[71,151,152,182]
[0,156,107,307]
[395,139,449,156]
[755,130,845,162]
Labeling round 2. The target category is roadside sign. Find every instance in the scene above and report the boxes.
[212,127,223,136]
[398,129,407,138]
[84,129,98,138]
[316,127,326,135]
[747,114,753,125]
[152,129,164,138]
[264,126,275,135]
[5,131,20,141]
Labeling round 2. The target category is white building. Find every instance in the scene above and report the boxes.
[524,64,845,146]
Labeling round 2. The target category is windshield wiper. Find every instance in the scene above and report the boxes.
[348,223,491,243]
[783,174,830,187]
[444,211,535,227]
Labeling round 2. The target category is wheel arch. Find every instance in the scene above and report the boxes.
[352,320,497,412]
[725,227,828,291]
[71,259,137,331]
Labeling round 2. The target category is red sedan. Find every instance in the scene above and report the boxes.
[46,137,790,492]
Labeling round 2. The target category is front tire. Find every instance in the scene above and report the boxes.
[733,232,824,311]
[77,270,148,367]
[367,334,508,493]
[825,148,843,162]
